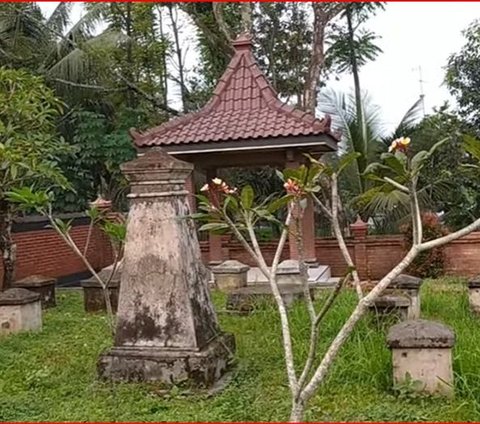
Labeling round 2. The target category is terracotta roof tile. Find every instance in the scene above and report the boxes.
[133,33,335,147]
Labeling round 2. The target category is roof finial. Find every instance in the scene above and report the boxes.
[232,32,253,51]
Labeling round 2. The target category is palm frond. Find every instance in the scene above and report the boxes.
[387,96,424,143]
[318,89,356,143]
[45,3,72,35]
[361,185,411,223]
[64,3,107,42]
[47,29,126,83]
[0,4,47,56]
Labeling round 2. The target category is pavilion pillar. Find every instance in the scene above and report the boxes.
[285,158,317,265]
[185,172,196,213]
[206,168,223,265]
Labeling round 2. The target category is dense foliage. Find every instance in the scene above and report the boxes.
[57,111,136,212]
[0,2,478,234]
[0,67,69,288]
[446,19,480,128]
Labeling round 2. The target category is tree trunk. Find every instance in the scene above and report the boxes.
[125,2,136,108]
[347,7,362,126]
[168,4,188,113]
[303,4,326,115]
[240,2,252,33]
[157,6,168,106]
[0,200,15,291]
[346,5,367,192]
[304,3,347,114]
[289,400,306,422]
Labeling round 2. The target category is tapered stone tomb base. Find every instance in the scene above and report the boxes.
[98,148,235,388]
[98,333,235,386]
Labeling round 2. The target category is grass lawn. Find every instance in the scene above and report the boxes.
[1,278,480,421]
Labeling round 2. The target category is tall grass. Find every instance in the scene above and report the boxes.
[0,279,479,421]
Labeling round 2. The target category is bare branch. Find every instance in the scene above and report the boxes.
[298,271,350,392]
[50,77,127,92]
[48,214,116,332]
[298,246,419,410]
[116,74,179,115]
[311,195,332,219]
[266,209,299,396]
[411,180,423,244]
[419,215,480,251]
[314,272,350,327]
[330,174,362,299]
[384,177,409,193]
[271,209,292,273]
[83,218,94,256]
[223,214,270,277]
[246,215,269,273]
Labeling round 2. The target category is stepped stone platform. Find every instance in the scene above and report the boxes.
[221,261,337,313]
[247,265,332,285]
[209,265,336,287]
[226,284,315,313]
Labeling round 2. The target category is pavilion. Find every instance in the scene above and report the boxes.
[130,33,339,267]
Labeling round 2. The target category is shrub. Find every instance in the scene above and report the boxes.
[402,212,448,278]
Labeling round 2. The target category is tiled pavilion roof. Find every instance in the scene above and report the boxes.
[132,33,335,148]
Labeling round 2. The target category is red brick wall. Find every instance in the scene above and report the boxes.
[444,232,480,278]
[201,232,480,279]
[5,220,480,284]
[365,236,405,279]
[0,218,114,284]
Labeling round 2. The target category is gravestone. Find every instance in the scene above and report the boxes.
[369,294,410,321]
[98,148,235,387]
[13,275,56,308]
[212,260,249,292]
[0,288,42,335]
[389,274,423,319]
[277,259,302,285]
[468,275,480,314]
[81,262,122,313]
[387,319,455,397]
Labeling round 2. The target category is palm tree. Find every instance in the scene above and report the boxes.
[0,3,175,115]
[319,89,426,231]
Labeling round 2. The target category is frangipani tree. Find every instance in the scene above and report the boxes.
[194,137,480,422]
[7,187,125,333]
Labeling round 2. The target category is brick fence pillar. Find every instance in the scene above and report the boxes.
[350,217,368,280]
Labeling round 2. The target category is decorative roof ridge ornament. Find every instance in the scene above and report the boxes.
[232,32,253,50]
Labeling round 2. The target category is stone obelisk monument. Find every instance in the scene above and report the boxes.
[98,148,234,386]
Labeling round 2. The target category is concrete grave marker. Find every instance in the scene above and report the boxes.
[387,319,455,397]
[0,288,42,335]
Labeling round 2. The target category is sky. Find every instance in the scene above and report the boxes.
[38,2,480,131]
[332,2,480,130]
